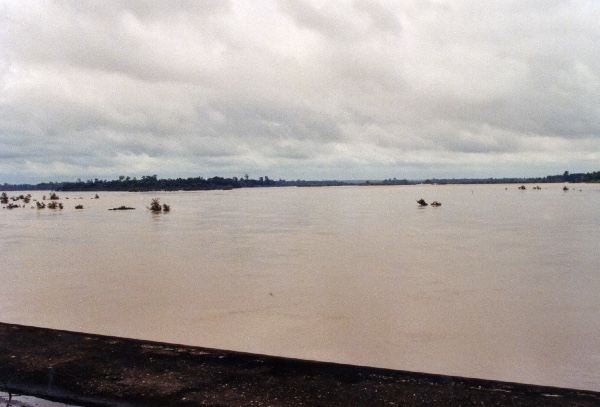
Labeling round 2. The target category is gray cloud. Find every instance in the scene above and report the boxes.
[1,0,600,184]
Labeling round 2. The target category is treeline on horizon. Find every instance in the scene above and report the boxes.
[423,171,600,185]
[2,170,599,192]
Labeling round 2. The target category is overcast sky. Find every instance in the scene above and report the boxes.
[1,1,599,183]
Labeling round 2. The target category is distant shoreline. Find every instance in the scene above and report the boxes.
[2,170,599,192]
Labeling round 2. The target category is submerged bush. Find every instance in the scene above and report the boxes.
[148,198,162,212]
[148,198,170,212]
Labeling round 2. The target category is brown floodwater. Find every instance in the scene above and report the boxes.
[1,184,599,391]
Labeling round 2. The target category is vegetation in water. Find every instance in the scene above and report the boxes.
[47,201,63,209]
[109,206,135,210]
[147,198,170,212]
[149,198,161,212]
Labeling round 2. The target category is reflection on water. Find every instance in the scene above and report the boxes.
[1,185,600,391]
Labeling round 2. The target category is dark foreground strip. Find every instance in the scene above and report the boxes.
[1,322,599,406]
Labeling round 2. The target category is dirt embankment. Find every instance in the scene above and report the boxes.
[1,322,599,406]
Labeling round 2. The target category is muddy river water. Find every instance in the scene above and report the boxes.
[1,183,599,391]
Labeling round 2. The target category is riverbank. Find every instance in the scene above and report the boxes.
[1,322,599,406]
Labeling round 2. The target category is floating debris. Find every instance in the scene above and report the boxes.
[417,199,428,206]
[109,206,135,210]
[431,201,442,206]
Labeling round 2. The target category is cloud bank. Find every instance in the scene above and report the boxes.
[1,0,599,183]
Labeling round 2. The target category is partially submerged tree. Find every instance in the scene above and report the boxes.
[148,198,162,212]
[148,198,170,212]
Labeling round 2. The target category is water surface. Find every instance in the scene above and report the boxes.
[1,184,599,391]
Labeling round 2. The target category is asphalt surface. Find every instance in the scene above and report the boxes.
[1,322,599,406]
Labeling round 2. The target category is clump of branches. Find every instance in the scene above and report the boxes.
[49,192,60,200]
[148,198,170,212]
[148,198,162,212]
[47,201,63,209]
[1,193,32,205]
